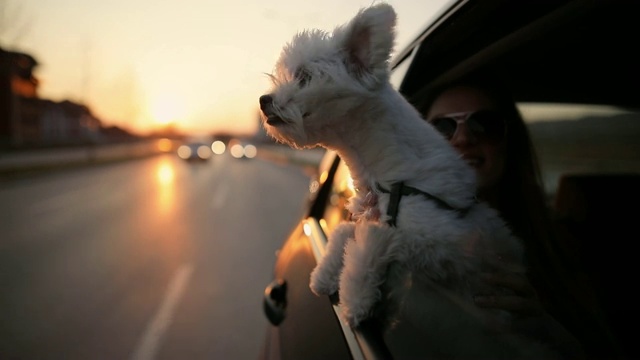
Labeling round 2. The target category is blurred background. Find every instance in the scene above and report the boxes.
[0,0,446,142]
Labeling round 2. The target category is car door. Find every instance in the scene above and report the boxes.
[263,220,352,360]
[261,153,354,360]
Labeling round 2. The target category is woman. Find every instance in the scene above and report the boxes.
[420,72,619,359]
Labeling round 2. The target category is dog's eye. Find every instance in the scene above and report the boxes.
[294,68,312,87]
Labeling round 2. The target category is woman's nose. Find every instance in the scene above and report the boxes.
[450,122,477,146]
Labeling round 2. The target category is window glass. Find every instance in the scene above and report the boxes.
[519,103,640,199]
[390,47,417,90]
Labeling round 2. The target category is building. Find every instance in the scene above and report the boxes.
[0,47,106,148]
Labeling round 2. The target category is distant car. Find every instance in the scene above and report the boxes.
[228,139,257,159]
[176,142,212,161]
[260,1,640,359]
[211,140,227,155]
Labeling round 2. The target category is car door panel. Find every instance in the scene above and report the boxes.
[268,221,352,360]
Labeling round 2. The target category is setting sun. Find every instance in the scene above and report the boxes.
[149,94,186,126]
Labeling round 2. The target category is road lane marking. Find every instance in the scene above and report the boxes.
[131,264,194,360]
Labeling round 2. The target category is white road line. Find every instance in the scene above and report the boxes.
[130,264,194,360]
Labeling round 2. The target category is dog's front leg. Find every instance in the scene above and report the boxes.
[339,222,397,327]
[310,221,356,296]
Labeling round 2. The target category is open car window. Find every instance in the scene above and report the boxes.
[521,103,640,202]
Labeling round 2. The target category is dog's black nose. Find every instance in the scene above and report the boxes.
[259,95,273,110]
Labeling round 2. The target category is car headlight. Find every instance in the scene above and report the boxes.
[197,145,212,159]
[177,145,192,159]
[230,143,245,158]
[243,144,257,158]
[211,140,226,155]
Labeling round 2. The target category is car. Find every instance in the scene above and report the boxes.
[260,1,640,359]
[176,140,213,161]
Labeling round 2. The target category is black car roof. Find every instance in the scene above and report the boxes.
[394,0,640,110]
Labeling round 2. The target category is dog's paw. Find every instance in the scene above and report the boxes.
[341,304,369,328]
[309,266,340,296]
[339,285,378,328]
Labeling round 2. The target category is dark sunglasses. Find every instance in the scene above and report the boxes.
[429,110,507,143]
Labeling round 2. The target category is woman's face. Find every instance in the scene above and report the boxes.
[425,85,507,190]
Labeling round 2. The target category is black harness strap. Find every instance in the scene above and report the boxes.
[376,182,473,227]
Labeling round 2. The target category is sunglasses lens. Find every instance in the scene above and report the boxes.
[429,111,507,142]
[431,117,457,139]
[468,111,506,142]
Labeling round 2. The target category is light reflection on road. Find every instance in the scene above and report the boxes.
[150,156,190,267]
[155,159,176,216]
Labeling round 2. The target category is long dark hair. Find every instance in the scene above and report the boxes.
[418,72,552,282]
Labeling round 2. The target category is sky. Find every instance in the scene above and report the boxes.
[1,0,451,137]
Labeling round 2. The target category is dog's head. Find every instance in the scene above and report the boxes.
[259,3,396,149]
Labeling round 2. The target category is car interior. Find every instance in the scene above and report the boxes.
[398,0,639,109]
[304,0,639,358]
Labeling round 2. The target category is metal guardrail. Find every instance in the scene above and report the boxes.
[0,139,173,174]
[256,145,325,169]
[0,140,326,178]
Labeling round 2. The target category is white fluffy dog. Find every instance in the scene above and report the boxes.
[259,3,557,358]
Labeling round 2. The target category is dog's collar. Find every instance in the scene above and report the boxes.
[376,182,475,227]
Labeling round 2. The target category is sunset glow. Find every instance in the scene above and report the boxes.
[149,94,185,126]
[4,0,450,137]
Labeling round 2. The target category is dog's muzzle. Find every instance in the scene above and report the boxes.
[259,95,286,126]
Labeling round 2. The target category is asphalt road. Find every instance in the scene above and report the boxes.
[0,152,313,360]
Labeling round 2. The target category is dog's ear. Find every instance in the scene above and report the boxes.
[339,3,396,84]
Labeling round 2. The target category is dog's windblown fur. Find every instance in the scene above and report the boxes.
[259,3,558,358]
